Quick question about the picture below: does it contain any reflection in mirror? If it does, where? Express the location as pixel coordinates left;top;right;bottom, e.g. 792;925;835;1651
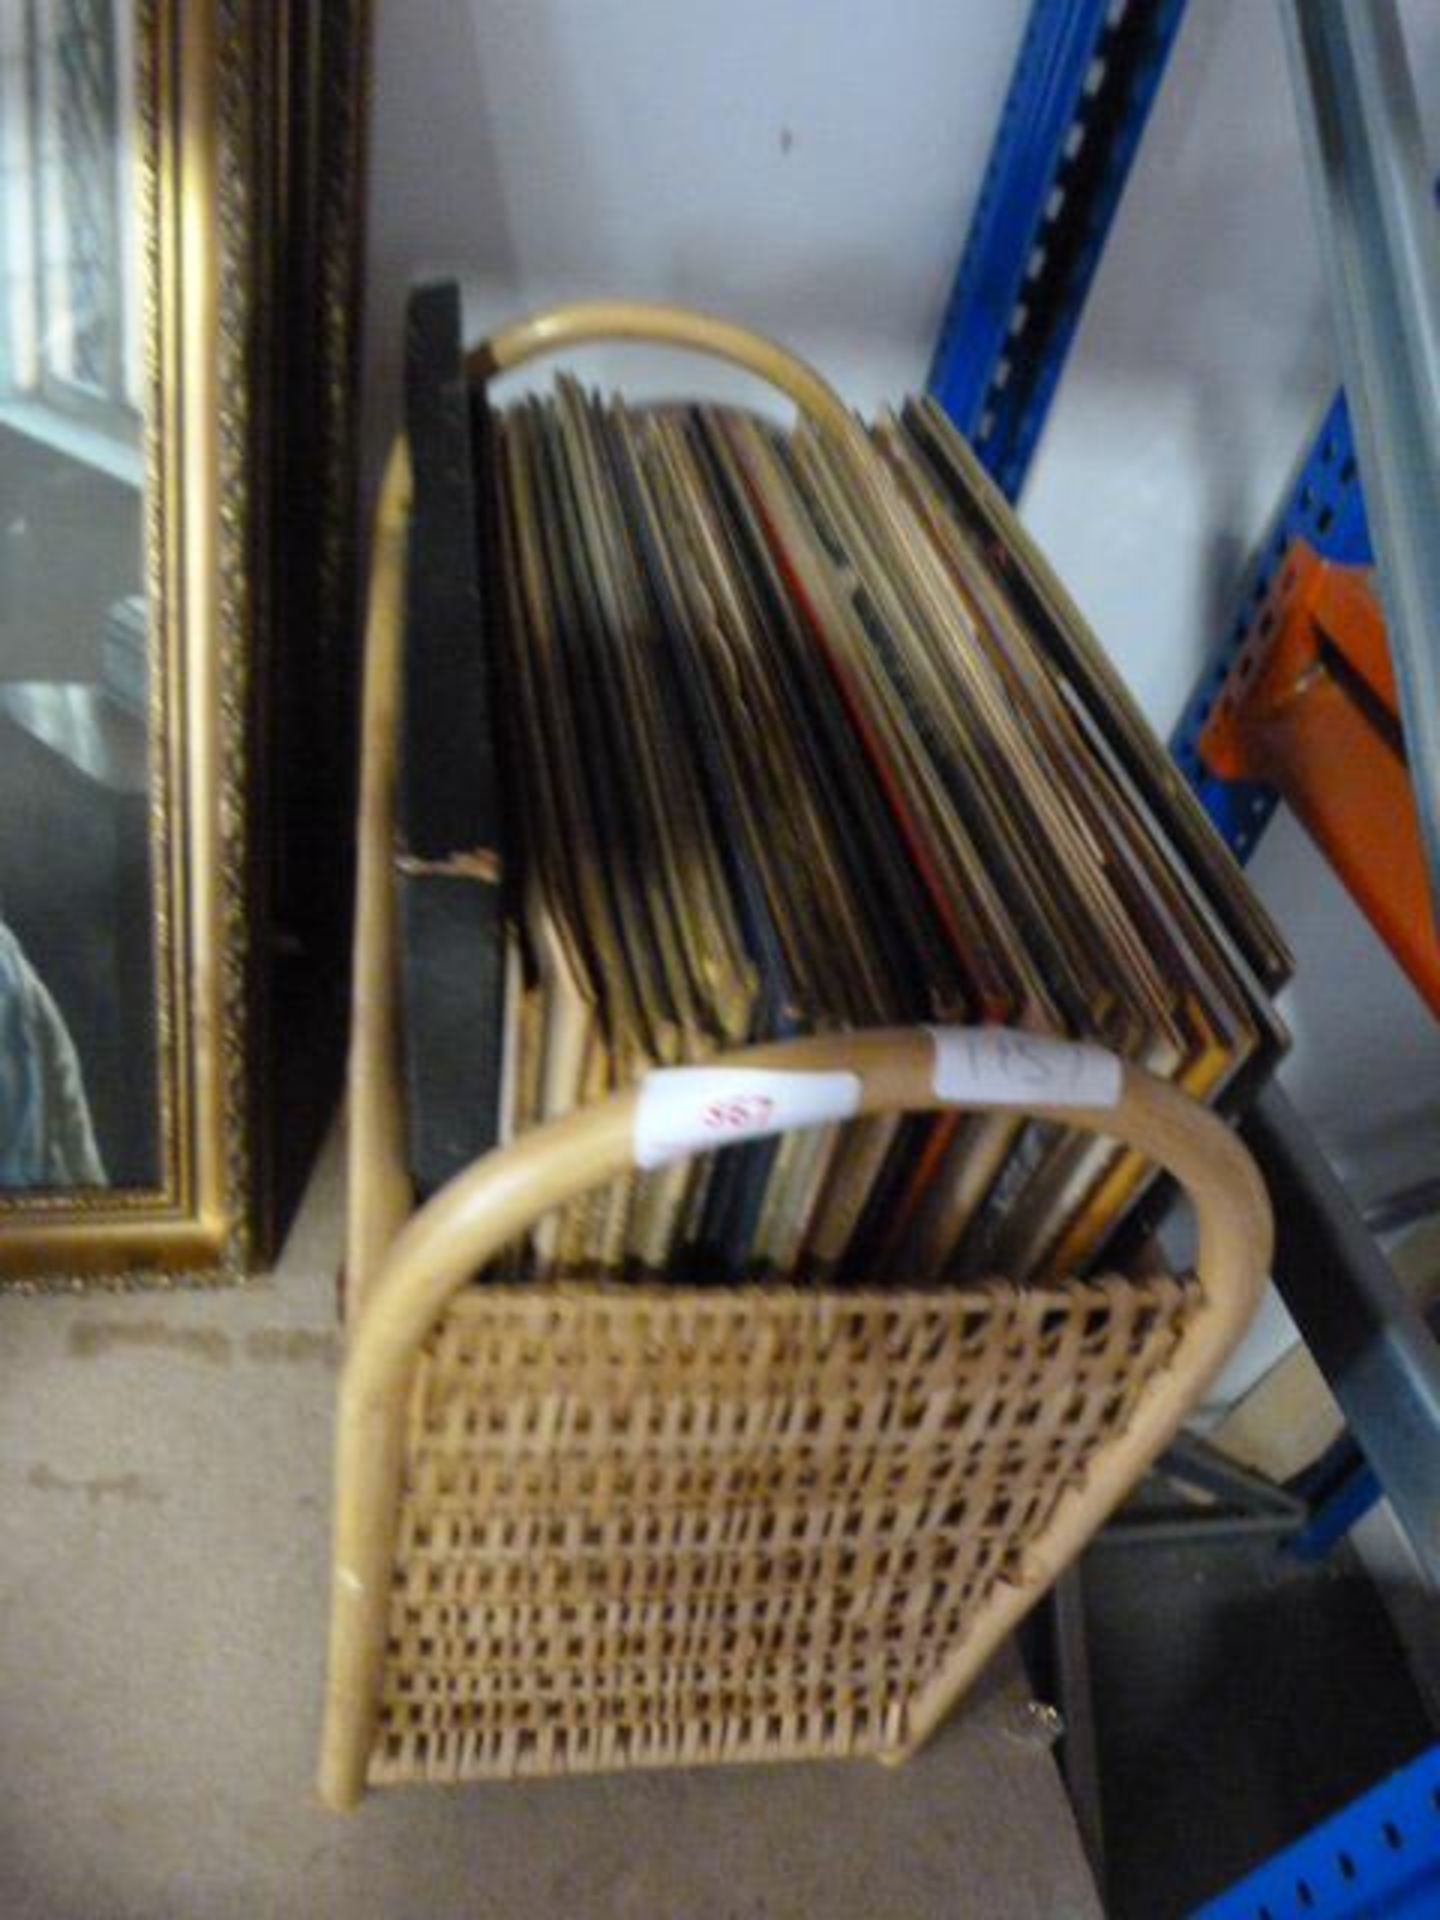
0;0;156;1191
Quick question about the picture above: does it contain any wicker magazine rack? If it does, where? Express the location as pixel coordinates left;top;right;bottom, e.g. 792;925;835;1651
319;305;1273;1809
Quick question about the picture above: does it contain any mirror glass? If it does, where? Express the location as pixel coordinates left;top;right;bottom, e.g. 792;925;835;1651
0;0;156;1191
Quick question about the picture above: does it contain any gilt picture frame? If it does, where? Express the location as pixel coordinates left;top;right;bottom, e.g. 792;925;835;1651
0;0;369;1284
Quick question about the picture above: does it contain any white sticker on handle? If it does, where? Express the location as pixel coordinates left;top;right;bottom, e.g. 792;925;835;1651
634;1067;862;1171
930;1027;1121;1109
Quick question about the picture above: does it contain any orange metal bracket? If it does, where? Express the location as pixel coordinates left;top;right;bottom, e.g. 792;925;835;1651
1199;542;1440;1016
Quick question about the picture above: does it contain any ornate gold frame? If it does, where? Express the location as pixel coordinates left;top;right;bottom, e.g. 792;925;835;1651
0;0;369;1286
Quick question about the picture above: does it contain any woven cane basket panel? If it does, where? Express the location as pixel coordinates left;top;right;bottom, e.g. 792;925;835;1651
370;1277;1197;1784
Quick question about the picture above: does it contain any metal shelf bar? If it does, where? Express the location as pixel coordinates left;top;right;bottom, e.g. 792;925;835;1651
1182;2;1440;882
1172;5;1440;1577
927;0;1188;501
1242;1084;1440;1588
1280;0;1440;922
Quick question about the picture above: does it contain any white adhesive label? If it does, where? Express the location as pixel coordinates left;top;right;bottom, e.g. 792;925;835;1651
634;1067;862;1170
930;1027;1121;1109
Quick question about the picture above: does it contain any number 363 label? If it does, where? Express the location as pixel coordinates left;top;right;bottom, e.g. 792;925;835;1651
634;1068;862;1170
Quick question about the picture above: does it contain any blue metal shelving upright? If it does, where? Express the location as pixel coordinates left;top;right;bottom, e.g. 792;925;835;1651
928;0;1188;503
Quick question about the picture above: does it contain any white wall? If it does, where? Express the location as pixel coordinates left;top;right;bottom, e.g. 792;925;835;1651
365;0;1440;1205
364;0;1027;435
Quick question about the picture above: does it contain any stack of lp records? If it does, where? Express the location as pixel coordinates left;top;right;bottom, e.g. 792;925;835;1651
395;286;1289;1287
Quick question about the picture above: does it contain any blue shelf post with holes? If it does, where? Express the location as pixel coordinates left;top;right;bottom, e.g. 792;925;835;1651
927;0;1190;503
1194;1743;1440;1919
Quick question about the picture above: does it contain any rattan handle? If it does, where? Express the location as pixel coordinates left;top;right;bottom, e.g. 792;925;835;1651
355;1031;1269;1359
465;298;856;442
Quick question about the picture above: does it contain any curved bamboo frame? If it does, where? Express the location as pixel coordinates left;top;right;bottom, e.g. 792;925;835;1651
468;298;857;443
343;435;414;1310
323;304;1274;1811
